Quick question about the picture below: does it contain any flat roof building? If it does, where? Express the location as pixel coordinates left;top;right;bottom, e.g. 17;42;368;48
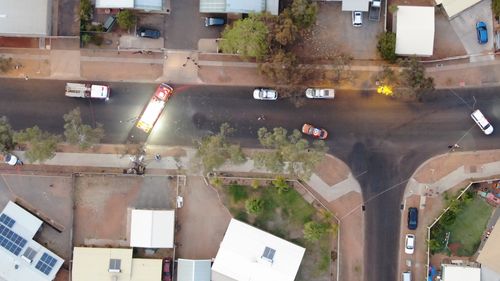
130;209;175;248
395;6;435;57
0;0;51;36
441;264;481;281
71;247;162;281
96;0;163;11
200;0;280;15
0;201;64;281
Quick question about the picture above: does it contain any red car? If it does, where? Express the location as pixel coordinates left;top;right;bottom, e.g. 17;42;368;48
162;257;172;281
302;123;328;140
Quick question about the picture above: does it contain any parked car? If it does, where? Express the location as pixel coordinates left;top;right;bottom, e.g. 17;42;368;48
405;234;415;254
302;123;328;139
305;88;335;99
476;21;488;44
205;17;225;26
352;11;363;27
407;207;418;230
471;109;493;135
162;258;172;281
137;27;161;39
253;88;278;100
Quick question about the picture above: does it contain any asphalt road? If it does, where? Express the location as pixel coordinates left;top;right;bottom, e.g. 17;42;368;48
1;78;500;281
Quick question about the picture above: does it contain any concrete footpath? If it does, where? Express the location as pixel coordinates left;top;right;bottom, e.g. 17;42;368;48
1;48;500;90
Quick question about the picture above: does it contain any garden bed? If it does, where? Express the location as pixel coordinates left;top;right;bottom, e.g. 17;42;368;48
212;177;336;281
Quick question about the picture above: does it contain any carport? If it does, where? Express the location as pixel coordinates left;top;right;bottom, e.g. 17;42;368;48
436;0;482;19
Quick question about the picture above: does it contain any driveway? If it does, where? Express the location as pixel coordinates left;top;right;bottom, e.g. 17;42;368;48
295;2;384;60
449;0;494;62
175;176;231;259
164;0;224;50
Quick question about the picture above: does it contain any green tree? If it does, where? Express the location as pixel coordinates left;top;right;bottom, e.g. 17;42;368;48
398;57;435;100
245;198;264;214
253;127;327;179
63;108;104;150
272;176;290;194
220;14;269;59
303;221;330;242
195;123;246;172
290;0;318;29
79;0;92;22
274;12;299;46
14;126;60;163
117;10;136;30
81;34;92;45
377;32;397;63
493;0;500;17
0;117;15;153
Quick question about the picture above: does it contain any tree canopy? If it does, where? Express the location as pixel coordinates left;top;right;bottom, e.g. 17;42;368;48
63;108;104;150
253;127;327;179
14;126;60;163
377;32;397;63
117;10;136;30
0;116;15;153
195;123;246;172
220;14;270;59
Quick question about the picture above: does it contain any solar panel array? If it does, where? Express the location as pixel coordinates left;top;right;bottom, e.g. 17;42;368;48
0;214;15;228
35;253;57;275
0;224;27;256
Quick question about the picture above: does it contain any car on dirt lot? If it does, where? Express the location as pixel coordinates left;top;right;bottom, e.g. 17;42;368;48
305;88;335;99
476;21;488;44
137;27;161;39
301;123;328;139
253;88;278;100
405;234;415;254
162;257;172;281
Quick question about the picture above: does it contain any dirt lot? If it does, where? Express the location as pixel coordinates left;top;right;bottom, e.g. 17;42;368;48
73;174;177;247
0;172;73;278
175;176;231;259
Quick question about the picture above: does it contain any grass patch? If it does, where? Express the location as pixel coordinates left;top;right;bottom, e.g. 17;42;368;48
227;184;248;203
447;197;493;256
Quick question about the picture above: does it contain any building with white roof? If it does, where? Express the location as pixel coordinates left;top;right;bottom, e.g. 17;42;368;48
96;0;163;11
177;259;212;281
71;247;162;281
0;0;51;36
212;219;305;281
441;264;481;281
435;0;482;18
0;201;64;281
395;6;435;57
477;223;500;281
130;209;175;248
200;0;280;15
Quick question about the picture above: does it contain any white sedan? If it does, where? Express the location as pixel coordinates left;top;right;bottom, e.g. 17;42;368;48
305;88;335;99
253;88;278;100
405;234;415;254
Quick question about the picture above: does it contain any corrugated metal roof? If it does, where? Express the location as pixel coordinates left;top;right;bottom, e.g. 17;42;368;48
395;6;435;56
177;259;212;281
0;0;50;36
130;209;175;248
135;0;163;11
200;0;227;13
200;0;275;14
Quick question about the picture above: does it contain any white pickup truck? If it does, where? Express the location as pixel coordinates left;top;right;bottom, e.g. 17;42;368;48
65;83;110;100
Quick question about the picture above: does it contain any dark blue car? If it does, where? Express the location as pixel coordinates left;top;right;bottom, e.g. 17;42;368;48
408;207;418;230
476;21;488;44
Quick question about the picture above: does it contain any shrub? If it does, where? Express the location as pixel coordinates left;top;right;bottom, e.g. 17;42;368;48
228;184;248;202
377;32;397;63
245;198;264;214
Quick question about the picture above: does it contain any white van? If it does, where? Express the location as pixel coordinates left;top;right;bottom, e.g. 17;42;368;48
402;271;411;281
471;109;493;135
